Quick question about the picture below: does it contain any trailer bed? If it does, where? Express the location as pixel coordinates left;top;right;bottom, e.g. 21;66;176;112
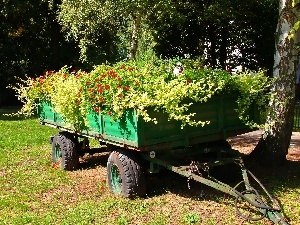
38;94;259;151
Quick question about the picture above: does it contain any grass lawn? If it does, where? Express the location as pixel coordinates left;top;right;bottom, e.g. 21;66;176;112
0;109;300;225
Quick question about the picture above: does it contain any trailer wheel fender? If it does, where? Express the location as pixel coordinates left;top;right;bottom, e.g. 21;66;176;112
51;132;79;171
107;149;146;199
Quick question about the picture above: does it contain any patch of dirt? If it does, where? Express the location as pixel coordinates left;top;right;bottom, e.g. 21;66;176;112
40;153;109;204
227;130;300;161
227;130;263;155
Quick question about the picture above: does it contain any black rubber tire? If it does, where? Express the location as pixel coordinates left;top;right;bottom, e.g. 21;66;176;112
51;132;79;171
107;149;146;199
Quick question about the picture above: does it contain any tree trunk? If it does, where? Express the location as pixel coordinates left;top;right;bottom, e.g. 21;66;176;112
249;0;299;165
48;0;62;70
129;12;142;59
208;24;217;67
219;22;229;70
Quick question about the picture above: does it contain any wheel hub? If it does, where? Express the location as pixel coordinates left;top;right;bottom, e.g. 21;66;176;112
111;165;122;194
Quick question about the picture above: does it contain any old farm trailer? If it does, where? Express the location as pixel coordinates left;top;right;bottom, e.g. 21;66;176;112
38;94;289;224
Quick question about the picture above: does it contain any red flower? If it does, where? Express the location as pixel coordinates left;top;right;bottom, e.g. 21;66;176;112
94;107;100;113
119;94;123;98
120;65;125;69
118;77;122;82
135;81;140;86
98;88;103;93
100;185;105;191
105;84;110;90
107;111;112;116
186;78;191;85
52;163;58;170
124;86;130;91
99;97;103;102
77;100;81;105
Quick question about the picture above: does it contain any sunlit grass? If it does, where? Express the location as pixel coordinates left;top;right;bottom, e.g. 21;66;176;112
0;109;300;224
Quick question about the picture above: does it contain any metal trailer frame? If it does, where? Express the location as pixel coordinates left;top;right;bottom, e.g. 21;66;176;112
39;94;290;224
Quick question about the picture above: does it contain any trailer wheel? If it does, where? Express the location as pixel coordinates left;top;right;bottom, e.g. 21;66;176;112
107;149;146;198
52;132;79;171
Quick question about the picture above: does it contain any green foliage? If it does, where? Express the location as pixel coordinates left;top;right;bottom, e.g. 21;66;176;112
9;58;271;131
58;0;189;61
58;0;122;62
183;212;201;224
151;0;278;72
232;70;271;127
1;0;279;107
0;0;81;105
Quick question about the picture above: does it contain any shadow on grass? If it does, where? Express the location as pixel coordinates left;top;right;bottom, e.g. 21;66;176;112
143;160;300;223
242;160;300;223
0;107;26;121
157;160;299;196
144;166;245;199
78;152;109;170
243;159;300;192
0;114;27;121
70;149;300;224
75;151;300;200
0;108;37;121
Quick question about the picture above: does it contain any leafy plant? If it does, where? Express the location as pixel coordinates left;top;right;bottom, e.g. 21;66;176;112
183;212;201;224
8;58;271;131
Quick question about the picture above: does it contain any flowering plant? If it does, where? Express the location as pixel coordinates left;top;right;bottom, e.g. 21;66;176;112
9;58;271;131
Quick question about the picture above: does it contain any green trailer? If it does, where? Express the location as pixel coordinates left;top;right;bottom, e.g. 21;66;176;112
37;94;289;224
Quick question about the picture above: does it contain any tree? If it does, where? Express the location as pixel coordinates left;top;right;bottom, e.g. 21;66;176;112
58;0;185;62
151;0;278;72
250;0;300;164
0;0;82;106
58;0;279;73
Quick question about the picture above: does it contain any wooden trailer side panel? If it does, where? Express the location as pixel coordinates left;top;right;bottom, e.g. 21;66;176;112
37;94;259;151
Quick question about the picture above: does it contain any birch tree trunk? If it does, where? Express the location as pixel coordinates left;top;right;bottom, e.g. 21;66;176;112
250;0;299;165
